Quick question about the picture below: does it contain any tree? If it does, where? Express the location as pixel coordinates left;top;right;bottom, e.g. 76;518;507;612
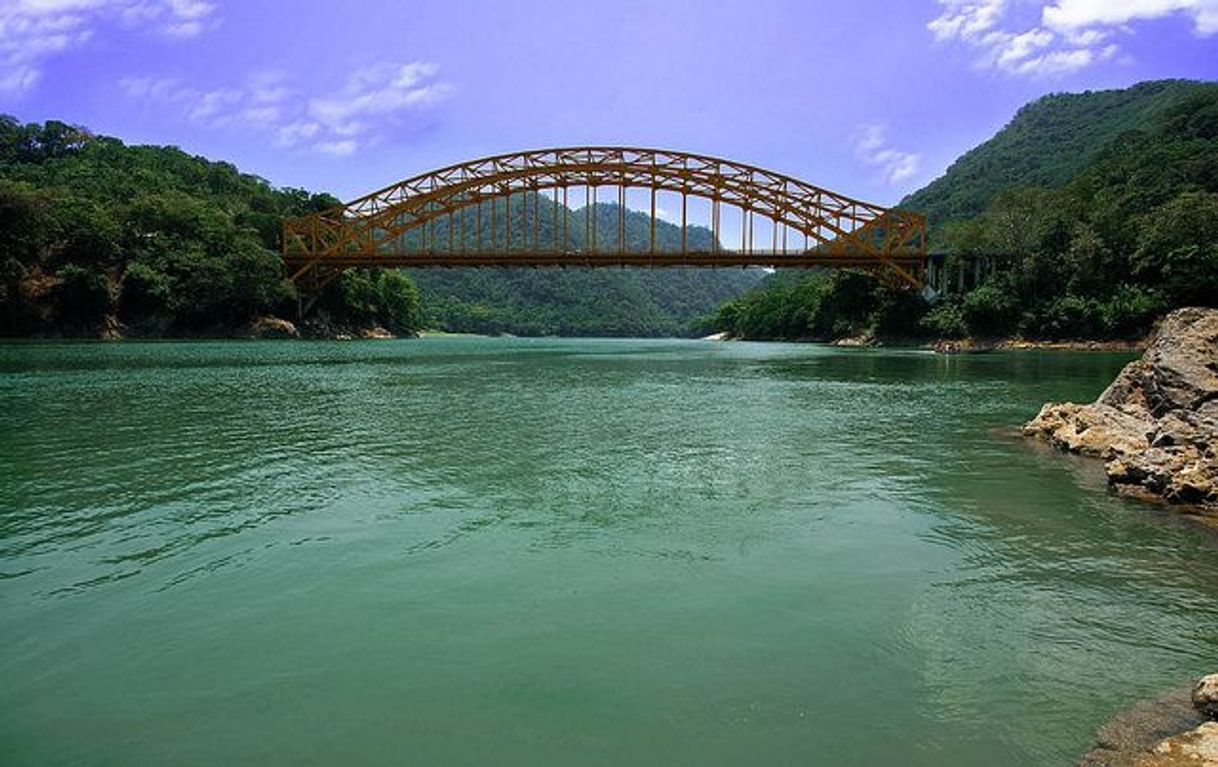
1133;192;1218;307
378;271;421;331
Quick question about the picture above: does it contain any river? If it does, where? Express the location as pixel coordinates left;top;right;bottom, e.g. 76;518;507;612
3;338;1217;765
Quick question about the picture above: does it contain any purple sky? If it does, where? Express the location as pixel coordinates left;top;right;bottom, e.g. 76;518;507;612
2;0;1216;211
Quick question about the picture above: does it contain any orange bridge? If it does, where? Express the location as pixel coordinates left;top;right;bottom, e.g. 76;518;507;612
282;147;927;294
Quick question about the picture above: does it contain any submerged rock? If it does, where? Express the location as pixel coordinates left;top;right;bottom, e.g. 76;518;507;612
1025;307;1218;512
1080;684;1204;766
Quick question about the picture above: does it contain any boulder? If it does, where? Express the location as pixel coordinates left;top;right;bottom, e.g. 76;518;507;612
1194;675;1218;720
245;316;300;339
1024;308;1218;512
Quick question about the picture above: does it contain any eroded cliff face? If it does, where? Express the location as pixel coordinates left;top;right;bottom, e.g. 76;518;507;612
1024;308;1218;511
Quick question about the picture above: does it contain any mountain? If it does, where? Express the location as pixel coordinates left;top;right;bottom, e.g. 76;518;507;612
901;79;1218;236
711;79;1218;342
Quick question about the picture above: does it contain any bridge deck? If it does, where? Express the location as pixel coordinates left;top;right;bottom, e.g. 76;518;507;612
283;250;926;270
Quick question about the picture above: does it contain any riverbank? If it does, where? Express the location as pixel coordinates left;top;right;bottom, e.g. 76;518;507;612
701;331;1147;352
1;314;415;342
1023;307;1218;512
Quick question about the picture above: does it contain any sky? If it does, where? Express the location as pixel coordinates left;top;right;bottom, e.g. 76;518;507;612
2;0;1217;209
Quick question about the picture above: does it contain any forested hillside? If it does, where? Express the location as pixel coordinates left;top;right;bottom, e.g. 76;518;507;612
0;117;760;338
712;80;1218;342
901;79;1217;237
0;116;423;336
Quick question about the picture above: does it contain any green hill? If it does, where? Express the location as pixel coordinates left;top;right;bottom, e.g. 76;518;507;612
901;79;1218;236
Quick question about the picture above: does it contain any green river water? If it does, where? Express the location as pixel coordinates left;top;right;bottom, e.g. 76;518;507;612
3;338;1218;766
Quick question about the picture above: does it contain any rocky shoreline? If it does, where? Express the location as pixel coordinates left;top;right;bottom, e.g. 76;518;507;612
703;332;1146;352
1024;307;1218;512
1080;675;1218;766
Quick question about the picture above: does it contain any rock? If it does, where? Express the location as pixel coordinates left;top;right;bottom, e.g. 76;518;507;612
934;338;995;354
831;334;874;347
1024;401;1151;459
1024;308;1218;513
1194;675;1218;720
1137;721;1218;765
359;325;394;339
1080;684;1205;767
245;316;300;339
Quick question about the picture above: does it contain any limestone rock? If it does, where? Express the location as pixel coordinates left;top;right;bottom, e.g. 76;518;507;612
1024;307;1218;512
359;325;394;339
1136;721;1218;766
1193;675;1218;720
245;316;300;339
1024;401;1151;459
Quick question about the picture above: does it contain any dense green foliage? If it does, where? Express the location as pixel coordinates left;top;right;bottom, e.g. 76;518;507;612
714;80;1218;342
901;79;1217;237
405;200;759;336
0;115;419;335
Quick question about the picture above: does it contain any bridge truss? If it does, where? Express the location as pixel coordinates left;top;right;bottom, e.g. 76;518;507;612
282;147;927;294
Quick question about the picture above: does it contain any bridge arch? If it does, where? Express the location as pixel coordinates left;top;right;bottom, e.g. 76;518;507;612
282;147;926;292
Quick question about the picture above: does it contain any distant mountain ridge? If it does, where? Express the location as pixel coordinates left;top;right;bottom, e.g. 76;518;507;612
901;79;1218;236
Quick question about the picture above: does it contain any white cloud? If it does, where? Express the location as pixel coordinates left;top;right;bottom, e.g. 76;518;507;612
854;124;922;186
928;0;1218;77
120;61;451;156
1042;0;1218;34
0;0;218;96
316;139;358;156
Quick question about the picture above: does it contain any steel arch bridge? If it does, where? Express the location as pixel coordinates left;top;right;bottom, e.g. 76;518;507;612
282;147;927;296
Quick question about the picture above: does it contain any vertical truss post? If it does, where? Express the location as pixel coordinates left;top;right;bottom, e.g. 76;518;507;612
680;189;687;254
507;190;513;253
591;184;597;254
617;183;625;255
649;186;657;254
712;198;720;253
584;183;591;253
